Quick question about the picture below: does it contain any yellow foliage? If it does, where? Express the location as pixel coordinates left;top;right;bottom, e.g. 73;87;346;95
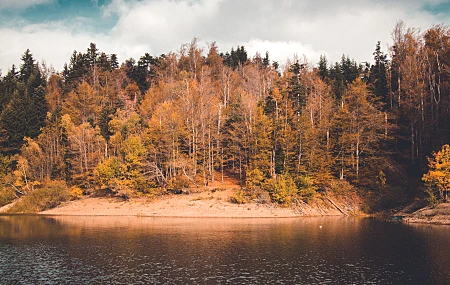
69;186;83;200
423;144;450;202
94;157;124;188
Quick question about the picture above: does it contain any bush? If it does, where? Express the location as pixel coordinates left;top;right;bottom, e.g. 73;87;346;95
7;180;69;213
229;189;248;204
263;174;297;206
0;174;18;207
296;175;318;203
167;176;190;192
425;188;439;208
245;168;265;188
69;186;83;200
0;185;16;207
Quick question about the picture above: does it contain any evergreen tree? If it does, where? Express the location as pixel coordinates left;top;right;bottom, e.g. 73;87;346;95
369;42;389;106
0;66;18;113
318;55;329;81
0;50;47;154
86;42;99;68
288;61;306;112
109;54;119;70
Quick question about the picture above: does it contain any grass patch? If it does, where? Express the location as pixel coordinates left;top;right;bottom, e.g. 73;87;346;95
7;181;69;214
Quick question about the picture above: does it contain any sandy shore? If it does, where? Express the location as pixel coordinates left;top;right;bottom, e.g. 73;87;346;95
39;188;345;218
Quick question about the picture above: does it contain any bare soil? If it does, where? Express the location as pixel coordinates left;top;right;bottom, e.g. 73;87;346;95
39;177;358;217
402;203;450;225
0;176;362;218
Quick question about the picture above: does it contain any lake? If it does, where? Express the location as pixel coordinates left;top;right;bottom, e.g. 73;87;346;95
0;216;449;284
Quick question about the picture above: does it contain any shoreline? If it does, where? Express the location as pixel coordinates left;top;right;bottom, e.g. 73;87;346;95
37;197;346;218
36;188;352;218
396;202;450;225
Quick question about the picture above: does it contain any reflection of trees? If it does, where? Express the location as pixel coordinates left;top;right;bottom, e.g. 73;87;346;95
0;217;448;284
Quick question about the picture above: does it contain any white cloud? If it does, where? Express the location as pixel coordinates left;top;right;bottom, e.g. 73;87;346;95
0;0;54;10
109;0;224;54
1;0;450;73
243;38;325;67
103;0;449;65
0;24;111;73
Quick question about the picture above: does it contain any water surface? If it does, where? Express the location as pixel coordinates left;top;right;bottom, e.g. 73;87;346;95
0;216;449;284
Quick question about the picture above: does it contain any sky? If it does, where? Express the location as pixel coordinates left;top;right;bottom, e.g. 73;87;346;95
0;0;449;74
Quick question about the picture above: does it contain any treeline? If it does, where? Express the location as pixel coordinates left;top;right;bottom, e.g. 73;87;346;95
0;22;449;210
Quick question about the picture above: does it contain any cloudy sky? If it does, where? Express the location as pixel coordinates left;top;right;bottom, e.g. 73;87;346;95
0;0;449;74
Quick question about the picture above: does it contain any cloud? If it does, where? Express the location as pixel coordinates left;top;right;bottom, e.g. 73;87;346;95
108;0;224;53
243;38;325;66
0;23;113;73
1;0;450;73
102;0;449;65
0;0;55;10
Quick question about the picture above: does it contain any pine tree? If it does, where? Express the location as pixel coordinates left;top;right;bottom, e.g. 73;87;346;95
369;42;389;107
0;50;47;154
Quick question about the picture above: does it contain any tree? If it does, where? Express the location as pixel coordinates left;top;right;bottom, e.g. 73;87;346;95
368;42;389;107
62;81;99;125
0;50;47;154
390;21;427;166
332;79;387;180
60;114;105;181
423;144;450;203
318;55;329;81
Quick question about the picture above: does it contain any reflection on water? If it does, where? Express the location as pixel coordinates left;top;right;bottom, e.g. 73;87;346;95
0;216;449;284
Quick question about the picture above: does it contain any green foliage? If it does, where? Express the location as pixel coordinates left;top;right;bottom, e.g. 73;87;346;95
378;170;387;187
0;50;47;154
7;180;69;213
0;155;11;178
222;46;248;69
1;31;449;212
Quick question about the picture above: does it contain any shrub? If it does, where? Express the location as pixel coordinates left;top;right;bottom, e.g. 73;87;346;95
229;189;248;204
245;168;265;188
7;180;69;213
425;188;439;208
296;175;318;203
69;186;83;200
263;174;297;206
0;185;16;207
167;176;190;192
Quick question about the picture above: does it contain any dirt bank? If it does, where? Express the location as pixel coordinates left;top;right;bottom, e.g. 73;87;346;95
402;203;450;225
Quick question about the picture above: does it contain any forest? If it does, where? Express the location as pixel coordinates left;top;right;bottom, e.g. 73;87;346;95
1;21;449;212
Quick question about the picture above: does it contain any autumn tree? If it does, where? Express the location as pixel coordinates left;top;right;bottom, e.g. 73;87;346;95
62;81;99;125
423;144;450;203
61;114;105;185
332;79;388;180
390;21;428;166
